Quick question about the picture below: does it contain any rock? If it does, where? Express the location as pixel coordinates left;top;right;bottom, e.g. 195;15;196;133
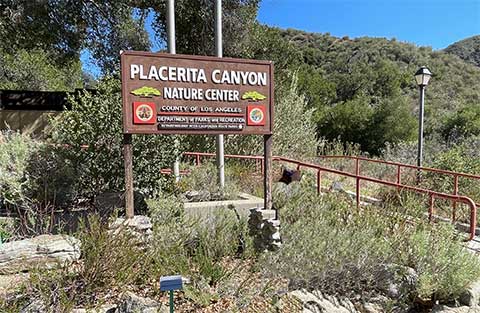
0;235;80;274
183;190;211;202
358;302;384;313
375;264;417;299
109;215;153;244
248;208;281;252
355;296;395;313
110;215;153;232
94;191;147;216
459;280;480;307
117;291;167;313
0;273;29;296
71;304;117;313
289;289;359;313
431;305;475;313
20;299;47;313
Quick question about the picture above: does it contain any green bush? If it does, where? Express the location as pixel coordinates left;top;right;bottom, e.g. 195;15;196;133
199;73;319;158
0;131;38;208
0;131;77;237
24;144;79;208
263;183;480;305
399;222;480;301
147;195;253;286
0;214;149;311
49;77;179;198
424;136;480;220
175;162;241;201
0;48;82;91
442;105;480;141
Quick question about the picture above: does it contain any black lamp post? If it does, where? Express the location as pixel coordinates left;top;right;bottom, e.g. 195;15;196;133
414;66;432;179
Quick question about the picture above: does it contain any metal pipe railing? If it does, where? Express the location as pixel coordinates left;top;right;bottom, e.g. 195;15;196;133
318;155;480;207
181;152;478;241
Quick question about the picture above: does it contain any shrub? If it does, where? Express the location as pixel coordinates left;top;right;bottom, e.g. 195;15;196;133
24;144;79;208
0;214;150;311
422;138;480;222
148;195;253;286
0;131;81;237
399;223;480;301
214;73;319;158
263;183;480;306
175;162;241;201
49;77;178;198
0;131;37;208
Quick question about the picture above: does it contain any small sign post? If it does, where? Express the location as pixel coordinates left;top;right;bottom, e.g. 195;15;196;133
160;275;183;313
120;51;274;216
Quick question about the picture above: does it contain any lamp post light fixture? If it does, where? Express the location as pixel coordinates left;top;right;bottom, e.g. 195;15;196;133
414;66;432;181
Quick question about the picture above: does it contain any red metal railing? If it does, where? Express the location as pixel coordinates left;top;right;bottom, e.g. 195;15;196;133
181;152;478;241
183;152;265;173
317;155;480;218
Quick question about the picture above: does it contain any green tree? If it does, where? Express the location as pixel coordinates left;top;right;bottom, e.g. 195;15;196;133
0;0;150;74
150;0;259;57
222;74;318;158
366;97;417;153
0;48;82;91
49;77;178;197
442;105;480;141
318;96;374;150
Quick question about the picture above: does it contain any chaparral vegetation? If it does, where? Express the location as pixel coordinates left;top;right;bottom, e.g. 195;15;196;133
0;1;480;312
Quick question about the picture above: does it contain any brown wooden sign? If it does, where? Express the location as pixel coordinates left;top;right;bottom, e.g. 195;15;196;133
120;51;273;135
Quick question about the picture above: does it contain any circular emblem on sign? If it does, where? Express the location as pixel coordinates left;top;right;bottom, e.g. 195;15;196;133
249;108;264;124
136;104;153;121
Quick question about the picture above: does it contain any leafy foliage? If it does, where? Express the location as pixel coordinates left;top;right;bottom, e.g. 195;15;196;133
264;183;480;304
49;77;178;198
445;35;480;67
183;73;318;158
175;162;241;201
0;0;150;74
442;105;480;141
279;29;480;154
0;131;37;207
0;48;82;91
151;0;259;58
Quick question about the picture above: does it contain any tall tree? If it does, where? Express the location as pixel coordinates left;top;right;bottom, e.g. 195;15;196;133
150;0;259;57
0;0;150;75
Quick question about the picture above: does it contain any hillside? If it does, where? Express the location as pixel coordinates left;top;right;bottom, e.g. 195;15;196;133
445;35;480;67
275;29;480;153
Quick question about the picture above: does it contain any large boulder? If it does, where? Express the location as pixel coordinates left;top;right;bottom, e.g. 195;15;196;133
0;234;80;274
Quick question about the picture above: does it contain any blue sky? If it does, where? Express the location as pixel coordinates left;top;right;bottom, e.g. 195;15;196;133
82;0;479;76
258;0;479;49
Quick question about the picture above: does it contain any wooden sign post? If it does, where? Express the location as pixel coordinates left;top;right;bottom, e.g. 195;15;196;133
120;51;274;217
